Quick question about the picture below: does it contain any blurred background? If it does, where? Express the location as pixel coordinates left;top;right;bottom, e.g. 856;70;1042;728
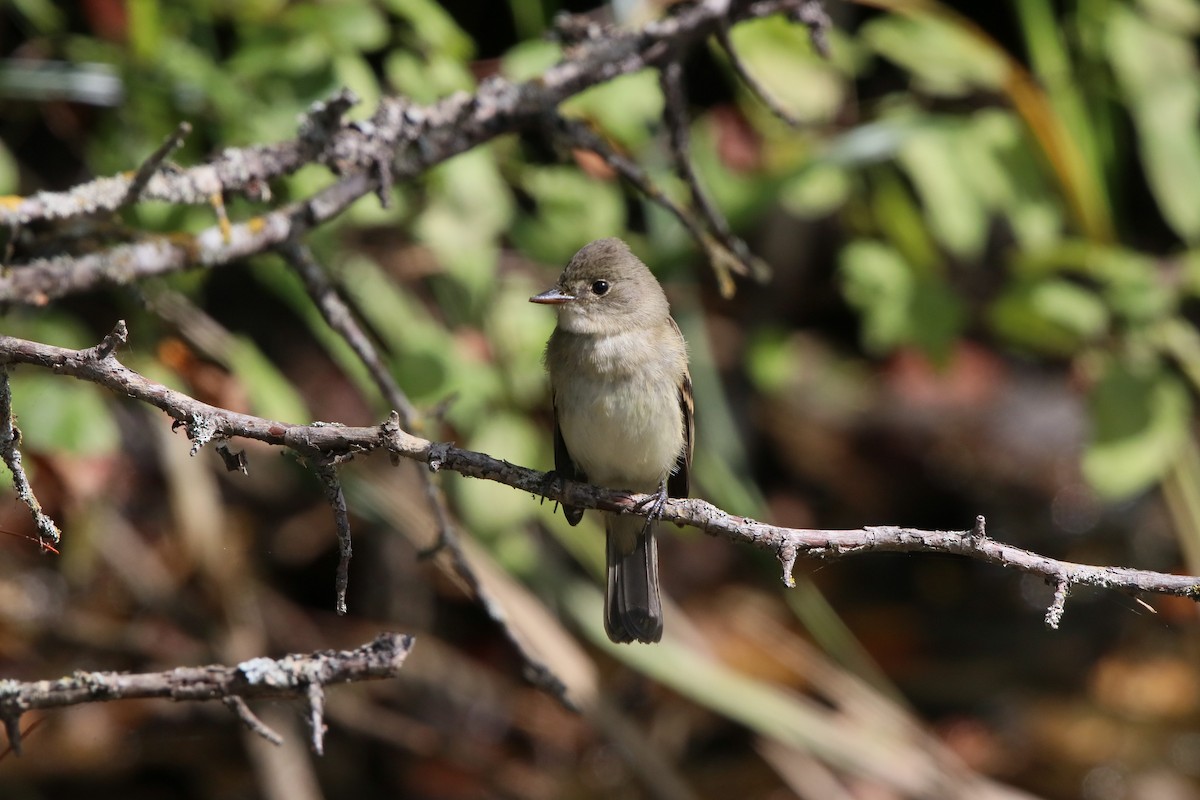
2;0;1200;798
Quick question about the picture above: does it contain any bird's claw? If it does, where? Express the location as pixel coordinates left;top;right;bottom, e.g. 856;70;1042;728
633;480;670;536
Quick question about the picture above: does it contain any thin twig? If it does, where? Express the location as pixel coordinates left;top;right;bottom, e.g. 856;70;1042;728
223;695;284;746
123;121;193;205
0;633;414;755
278;240;419;426
551;114;751;279
305;683;328;756
0;365;62;546
715;21;801;126
659;60;769;295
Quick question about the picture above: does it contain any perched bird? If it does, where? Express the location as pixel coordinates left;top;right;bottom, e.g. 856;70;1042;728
530;238;693;643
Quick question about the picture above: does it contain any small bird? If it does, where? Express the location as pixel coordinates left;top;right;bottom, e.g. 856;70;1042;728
530;238;693;644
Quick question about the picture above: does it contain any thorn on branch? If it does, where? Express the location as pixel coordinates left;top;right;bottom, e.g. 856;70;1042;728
88;319;129;360
1045;579;1070;629
779;543;798;588
223;695;283;746
305;683;328;756
971;515;987;540
299;88;361;146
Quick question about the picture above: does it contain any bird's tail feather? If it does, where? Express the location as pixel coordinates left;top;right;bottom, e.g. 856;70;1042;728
604;513;663;644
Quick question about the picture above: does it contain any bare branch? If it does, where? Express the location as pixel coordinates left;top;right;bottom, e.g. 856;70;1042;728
2;328;1196;631
0;365;61;546
223;695;284;747
659;60;769;295
0;633;414;755
0;0;813;306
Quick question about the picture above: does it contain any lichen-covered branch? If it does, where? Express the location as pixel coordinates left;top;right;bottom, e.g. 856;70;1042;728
0;633;414;755
0;0;814;307
2;327;1196;631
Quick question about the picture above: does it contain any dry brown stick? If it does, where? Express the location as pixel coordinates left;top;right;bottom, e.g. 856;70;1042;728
0;633;414;755
2;326;1197;631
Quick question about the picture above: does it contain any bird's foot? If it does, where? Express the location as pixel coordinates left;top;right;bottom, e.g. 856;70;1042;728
632;480;670;536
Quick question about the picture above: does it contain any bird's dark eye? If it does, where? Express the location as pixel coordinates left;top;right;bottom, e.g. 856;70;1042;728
591;280;609;296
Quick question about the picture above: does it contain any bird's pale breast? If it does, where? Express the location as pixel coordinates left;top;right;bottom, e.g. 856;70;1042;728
551;328;686;492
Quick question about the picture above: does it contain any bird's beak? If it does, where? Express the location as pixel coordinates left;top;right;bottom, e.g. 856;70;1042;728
529;287;575;305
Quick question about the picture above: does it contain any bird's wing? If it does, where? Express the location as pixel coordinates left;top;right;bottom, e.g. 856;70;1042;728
552;393;587;526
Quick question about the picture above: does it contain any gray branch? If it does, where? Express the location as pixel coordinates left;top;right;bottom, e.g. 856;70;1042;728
2;326;1196;632
0;633;414;755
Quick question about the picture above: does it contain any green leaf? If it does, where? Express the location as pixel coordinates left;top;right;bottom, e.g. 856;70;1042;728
453;413;543;543
414;148;513;309
839;240;913;354
501;40;562;83
385;50;475;102
897;122;988;259
779;162;850;218
722;16;844;124
561;70;664;150
1083;361;1191;498
225;336;312;425
1137;0;1200;31
8;373;120;456
1107;7;1200;243
839;240;965;360
989;279;1109;355
0;141;18;194
10;0;65;32
908;277;967;363
510;166;625;264
382;0;474;59
334;54;382;120
862;14;1007;97
284;2;390;53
